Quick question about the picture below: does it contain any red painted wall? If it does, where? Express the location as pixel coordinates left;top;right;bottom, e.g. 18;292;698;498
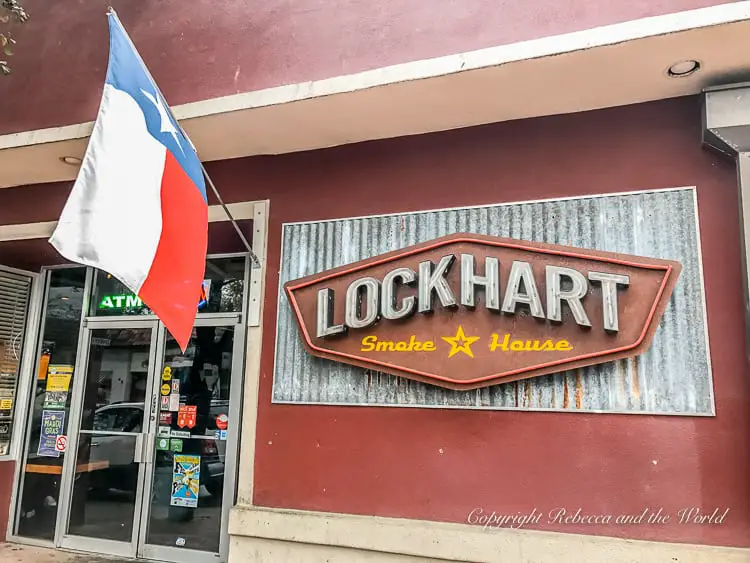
0;461;14;540
238;97;745;547
0;96;748;547
0;223;253;272
0;0;736;135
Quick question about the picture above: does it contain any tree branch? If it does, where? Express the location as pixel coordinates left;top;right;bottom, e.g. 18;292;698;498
1;0;28;75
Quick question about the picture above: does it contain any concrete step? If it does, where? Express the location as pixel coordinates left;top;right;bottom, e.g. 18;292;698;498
0;543;156;563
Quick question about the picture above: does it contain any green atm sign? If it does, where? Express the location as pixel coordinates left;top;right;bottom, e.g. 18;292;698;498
98;281;211;312
99;294;144;310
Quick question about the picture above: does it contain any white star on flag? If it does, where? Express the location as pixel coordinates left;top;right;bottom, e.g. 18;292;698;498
141;88;183;153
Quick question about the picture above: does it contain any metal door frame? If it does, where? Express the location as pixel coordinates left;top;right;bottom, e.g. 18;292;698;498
137;315;245;563
56;318;160;559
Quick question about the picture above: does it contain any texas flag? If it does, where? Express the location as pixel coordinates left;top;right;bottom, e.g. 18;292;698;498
50;11;207;351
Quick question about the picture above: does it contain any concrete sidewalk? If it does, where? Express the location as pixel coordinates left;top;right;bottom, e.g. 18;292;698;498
0;543;141;563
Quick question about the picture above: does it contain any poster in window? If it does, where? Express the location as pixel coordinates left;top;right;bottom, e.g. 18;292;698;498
38;410;65;458
0;422;11;455
43;391;67;410
171;454;200;508
0;395;12;414
46;365;73;392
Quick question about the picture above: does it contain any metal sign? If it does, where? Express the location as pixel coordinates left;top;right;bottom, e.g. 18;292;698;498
284;233;681;390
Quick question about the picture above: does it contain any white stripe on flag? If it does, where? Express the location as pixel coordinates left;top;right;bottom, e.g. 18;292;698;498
50;84;166;292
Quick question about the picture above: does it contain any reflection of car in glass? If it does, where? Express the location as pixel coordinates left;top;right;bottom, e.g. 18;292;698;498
202;400;229;496
88;403;142;493
88;402;225;498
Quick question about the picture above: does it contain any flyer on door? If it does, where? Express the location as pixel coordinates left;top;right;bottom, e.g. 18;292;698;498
38;410;65;458
46;365;73;393
170;454;200;508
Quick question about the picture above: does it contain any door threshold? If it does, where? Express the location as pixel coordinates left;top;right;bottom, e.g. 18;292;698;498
0;542;168;563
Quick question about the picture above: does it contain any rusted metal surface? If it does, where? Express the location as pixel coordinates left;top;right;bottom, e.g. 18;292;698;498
272;188;714;414
284;233;681;390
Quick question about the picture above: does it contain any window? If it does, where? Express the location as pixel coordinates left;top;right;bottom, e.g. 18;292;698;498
91;256;247;317
15;267;86;540
0;267;32;456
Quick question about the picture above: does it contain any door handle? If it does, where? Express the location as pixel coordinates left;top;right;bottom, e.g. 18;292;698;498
134;433;144;463
144;433;155;464
133;432;155;464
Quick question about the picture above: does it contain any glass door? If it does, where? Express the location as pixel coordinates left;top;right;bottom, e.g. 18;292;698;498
15;254;249;560
139;317;243;563
54;317;243;563
59;320;158;558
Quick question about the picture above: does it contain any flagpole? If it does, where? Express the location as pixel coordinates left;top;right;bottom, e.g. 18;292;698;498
107;7;260;268
200;163;260;268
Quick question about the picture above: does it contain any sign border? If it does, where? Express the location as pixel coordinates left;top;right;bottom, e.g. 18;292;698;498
284;232;682;390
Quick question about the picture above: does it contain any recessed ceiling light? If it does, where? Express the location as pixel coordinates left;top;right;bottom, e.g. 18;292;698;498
59;156;82;166
667;60;701;78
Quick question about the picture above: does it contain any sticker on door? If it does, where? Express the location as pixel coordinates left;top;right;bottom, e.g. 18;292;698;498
171;454;200;508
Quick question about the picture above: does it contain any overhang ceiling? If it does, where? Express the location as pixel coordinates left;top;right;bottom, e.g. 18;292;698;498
1;4;750;189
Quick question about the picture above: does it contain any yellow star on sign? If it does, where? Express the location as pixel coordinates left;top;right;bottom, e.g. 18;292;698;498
441;325;480;358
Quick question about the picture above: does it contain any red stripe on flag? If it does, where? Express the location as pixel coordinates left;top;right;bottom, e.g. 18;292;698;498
140;150;208;351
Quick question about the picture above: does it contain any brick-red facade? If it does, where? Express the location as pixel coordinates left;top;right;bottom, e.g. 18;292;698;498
2;96;748;547
0;0;737;135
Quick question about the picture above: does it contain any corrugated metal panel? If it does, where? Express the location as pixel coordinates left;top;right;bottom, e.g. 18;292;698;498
272;188;714;415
